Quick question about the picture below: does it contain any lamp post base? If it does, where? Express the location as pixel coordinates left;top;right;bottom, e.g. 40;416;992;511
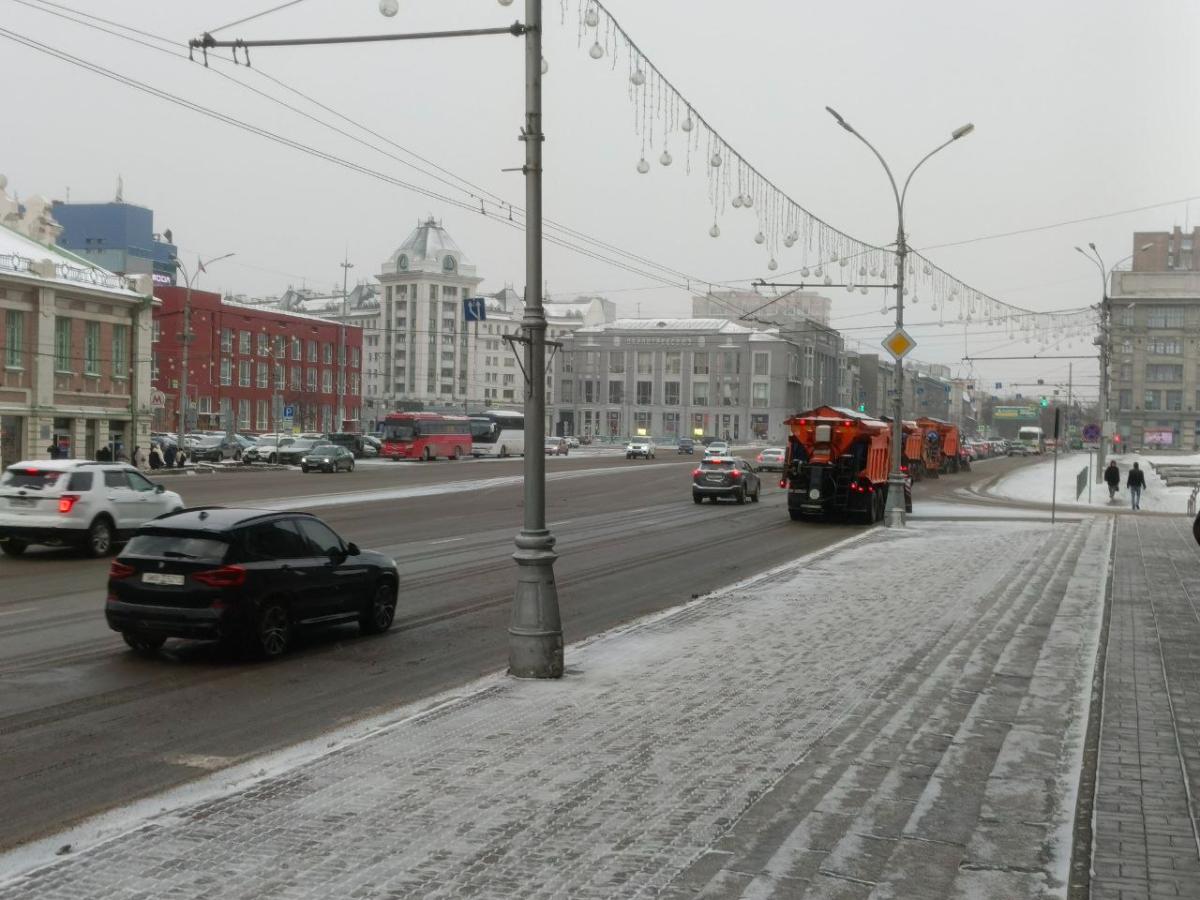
883;473;907;528
508;529;563;679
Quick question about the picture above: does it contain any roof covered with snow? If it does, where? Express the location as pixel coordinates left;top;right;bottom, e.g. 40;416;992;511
0;221;142;297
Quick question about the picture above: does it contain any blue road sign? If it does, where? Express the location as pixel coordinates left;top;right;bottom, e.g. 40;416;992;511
1083;423;1101;442
464;297;487;322
283;405;295;419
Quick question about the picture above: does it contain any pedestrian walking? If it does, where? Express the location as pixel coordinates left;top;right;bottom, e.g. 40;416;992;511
1126;461;1146;511
164;443;177;468
1103;460;1121;501
132;445;147;470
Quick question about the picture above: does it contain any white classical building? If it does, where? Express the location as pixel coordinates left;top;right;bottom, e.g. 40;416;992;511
235;219;615;429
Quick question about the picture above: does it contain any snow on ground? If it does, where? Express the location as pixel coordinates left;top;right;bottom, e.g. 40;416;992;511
990;453;1193;514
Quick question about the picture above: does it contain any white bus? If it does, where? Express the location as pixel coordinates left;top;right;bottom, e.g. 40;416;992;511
470;410;525;458
1017;425;1046;455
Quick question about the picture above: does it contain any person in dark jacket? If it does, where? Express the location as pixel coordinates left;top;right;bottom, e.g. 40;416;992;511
1103;461;1121;500
164;443;177;468
1126;461;1146;510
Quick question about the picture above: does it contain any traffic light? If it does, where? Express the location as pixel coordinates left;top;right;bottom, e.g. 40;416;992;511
857;403;866;412
1039;396;1049;408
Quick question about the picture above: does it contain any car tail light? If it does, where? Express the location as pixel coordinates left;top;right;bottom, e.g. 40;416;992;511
730;469;741;479
58;494;80;514
779;479;787;489
192;565;247;588
692;468;703;477
108;561;135;579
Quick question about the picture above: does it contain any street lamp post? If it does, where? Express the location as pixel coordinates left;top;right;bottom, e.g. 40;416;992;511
826;108;974;527
172;253;234;441
1076;242;1153;478
338;256;354;431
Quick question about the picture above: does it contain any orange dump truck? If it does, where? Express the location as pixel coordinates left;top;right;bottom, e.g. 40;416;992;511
916;417;964;475
782;406;910;524
902;420;925;481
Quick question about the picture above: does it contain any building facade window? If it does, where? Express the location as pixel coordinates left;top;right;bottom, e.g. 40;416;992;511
239;331;251;355
1118;389;1132;411
290;365;301;390
4;310;24;368
239;360;251;387
1148;339;1182;355
54;317;71;371
306;368;317;392
323;369;333;392
664;351;681;376
257;363;269;388
752;382;769;408
1144;390;1161;411
220;357;232;386
84;322;101;375
1166;390;1183;411
112;325;128;378
1146;306;1185;328
636;352;653;375
753;352;769;376
238;399;250;429
307;340;318;363
290;336;301;360
274;364;285;389
608;381;624;404
636;381;652;405
1146;364;1183;383
609;352;625;374
256;400;269;429
693;382;709;406
323;343;333;364
257;333;269;356
152;318;161;343
664;382;680;405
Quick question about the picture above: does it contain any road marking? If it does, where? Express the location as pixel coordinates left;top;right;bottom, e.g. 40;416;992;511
0;607;34;617
429;537;464;545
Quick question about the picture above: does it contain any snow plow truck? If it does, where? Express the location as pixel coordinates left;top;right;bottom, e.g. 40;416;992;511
915;417;964;475
782;406;912;524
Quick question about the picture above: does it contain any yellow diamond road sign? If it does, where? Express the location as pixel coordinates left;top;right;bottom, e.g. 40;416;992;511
883;327;916;360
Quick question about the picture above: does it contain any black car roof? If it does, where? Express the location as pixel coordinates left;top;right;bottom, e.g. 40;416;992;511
142;507;318;533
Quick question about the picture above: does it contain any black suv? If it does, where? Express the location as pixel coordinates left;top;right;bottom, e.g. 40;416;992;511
105;508;399;658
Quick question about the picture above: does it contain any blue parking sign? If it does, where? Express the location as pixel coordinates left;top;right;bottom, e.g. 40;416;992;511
283;405;295;419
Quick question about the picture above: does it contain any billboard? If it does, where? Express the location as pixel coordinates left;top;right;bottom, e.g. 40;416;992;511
1144;429;1175;447
993;406;1039;421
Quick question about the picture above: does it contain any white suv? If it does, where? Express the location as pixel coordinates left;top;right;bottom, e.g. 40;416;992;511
625;439;656;460
0;460;184;557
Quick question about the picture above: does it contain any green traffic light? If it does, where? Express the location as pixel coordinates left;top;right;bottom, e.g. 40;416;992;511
857;404;866;412
1039;396;1048;408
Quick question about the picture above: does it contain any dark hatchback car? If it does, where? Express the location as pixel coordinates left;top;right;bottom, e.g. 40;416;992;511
692;457;761;504
300;445;355;473
105;508;399;658
276;439;325;467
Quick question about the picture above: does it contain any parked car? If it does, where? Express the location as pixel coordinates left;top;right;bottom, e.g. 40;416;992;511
692;457;761;504
300;445;356;473
325;432;367;458
104;508;399;657
677;437;695;455
243;436;295;465
626;439;656;460
362;435;381;458
277;439;328;467
564;436;581;449
0;460;183;557
544;437;569;456
188;435;245;463
755;448;786;472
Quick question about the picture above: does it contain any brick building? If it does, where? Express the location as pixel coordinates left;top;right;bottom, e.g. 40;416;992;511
152;286;363;435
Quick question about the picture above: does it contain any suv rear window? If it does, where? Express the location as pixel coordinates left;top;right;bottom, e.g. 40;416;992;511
124;532;230;562
2;468;64;490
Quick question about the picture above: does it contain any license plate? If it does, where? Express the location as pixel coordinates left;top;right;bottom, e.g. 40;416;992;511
8;497;35;508
706;474;725;483
142;572;185;585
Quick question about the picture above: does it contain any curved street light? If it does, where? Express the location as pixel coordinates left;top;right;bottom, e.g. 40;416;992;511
171;252;235;440
826;107;974;526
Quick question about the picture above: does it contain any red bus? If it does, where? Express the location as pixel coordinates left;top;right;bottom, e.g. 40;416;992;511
381;413;473;461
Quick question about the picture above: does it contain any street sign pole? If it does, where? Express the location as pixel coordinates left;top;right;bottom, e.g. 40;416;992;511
1051;407;1061;524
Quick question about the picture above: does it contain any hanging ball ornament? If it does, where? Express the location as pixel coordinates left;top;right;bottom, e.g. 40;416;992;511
830;251;839;263
659;149;672;167
631;68;646;86
743;194;753;209
783;235;795;248
754;232;765;245
731;195;743;209
541;57;549;75
912;294;919;305
589;41;604;59
800;267;810;277
870;267;878;278
839;256;849;267
710;153;722;168
767;258;778;271
681;115;694;132
923;263;932;276
814;265;823;277
379;0;399;15
858;265;867;277
860;286;868;295
823;275;833;286
584;6;599;27
636;157;650;174
709;223;721;238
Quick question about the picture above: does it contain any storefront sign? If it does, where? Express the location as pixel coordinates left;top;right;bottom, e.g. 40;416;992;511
1144;429;1174;446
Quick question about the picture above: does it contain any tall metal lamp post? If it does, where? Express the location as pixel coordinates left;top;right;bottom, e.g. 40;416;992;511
191;0;562;678
825;108;974;527
172;252;235;439
1075;241;1153;478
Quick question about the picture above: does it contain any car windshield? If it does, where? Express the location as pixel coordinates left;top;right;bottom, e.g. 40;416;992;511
307;445;336;456
2;468;64;490
124;532;230;562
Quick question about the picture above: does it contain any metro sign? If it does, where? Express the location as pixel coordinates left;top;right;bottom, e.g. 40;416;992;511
882;327;916;360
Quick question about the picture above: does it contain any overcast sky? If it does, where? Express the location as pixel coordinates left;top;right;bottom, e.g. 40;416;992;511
4;0;1199;399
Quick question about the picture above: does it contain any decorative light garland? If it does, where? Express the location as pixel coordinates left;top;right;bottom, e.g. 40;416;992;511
563;0;1095;351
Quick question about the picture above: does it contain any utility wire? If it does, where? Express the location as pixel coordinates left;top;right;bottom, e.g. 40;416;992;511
206;0;312;36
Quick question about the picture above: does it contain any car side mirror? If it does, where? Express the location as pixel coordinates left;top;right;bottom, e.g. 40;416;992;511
155;483;165;493
346;542;360;556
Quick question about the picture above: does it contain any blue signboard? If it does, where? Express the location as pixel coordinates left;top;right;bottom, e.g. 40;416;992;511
464;297;487;322
283;405;295;419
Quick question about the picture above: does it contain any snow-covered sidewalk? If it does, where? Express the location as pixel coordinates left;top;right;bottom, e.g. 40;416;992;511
0;519;1111;899
989;453;1193;514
